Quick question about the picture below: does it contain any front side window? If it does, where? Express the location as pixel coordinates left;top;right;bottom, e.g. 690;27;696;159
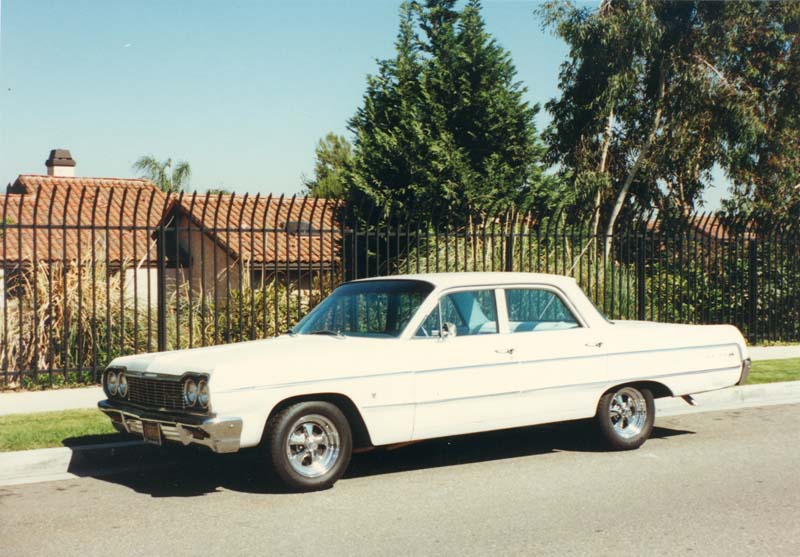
505;288;579;333
416;289;498;337
293;280;434;338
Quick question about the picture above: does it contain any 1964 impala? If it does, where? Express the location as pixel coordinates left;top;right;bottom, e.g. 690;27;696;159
99;272;750;491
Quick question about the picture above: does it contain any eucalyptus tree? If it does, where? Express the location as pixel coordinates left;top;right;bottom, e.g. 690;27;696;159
540;0;800;245
540;0;726;252
132;156;191;193
712;1;800;224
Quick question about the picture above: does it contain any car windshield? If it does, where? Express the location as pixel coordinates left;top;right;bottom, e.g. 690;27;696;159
292;279;434;338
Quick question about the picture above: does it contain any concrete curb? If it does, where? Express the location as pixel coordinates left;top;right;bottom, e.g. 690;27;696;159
2;380;799;488
655;380;800;416
0;441;173;487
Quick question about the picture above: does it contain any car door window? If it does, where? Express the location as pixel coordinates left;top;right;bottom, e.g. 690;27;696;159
505;288;580;333
416;289;498;337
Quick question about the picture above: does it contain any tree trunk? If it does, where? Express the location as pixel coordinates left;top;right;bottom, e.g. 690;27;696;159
604;67;667;259
592;108;615;238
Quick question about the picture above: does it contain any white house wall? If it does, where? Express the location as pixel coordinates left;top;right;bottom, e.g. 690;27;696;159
123;267;159;308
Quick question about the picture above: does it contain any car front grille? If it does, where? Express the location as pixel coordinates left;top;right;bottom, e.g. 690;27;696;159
127;376;187;411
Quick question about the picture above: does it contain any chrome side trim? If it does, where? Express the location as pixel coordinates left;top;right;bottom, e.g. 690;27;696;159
361;364;742;409
218;342;740;394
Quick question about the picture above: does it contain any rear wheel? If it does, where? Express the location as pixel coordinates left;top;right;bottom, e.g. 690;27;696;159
266;401;352;491
596;386;655;450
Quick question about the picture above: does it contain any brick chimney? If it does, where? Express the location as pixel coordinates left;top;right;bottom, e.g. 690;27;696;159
45;149;76;177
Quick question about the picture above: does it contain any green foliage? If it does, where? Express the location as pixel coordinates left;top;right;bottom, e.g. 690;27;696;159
133;155;192;193
168;280;309;348
348;0;552;223
205;187;233;195
714;2;800;224
539;0;800;232
304;133;353;199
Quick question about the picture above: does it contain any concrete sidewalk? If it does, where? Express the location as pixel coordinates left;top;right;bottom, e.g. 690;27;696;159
0;386;104;416
747;345;800;360
1;344;798;416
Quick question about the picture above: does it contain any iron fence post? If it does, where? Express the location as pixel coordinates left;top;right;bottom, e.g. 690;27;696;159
748;239;758;343
505;227;515;272
637;234;646;320
156;221;167;352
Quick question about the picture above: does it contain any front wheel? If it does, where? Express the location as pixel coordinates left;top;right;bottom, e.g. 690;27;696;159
596;386;655;450
266;401;352;491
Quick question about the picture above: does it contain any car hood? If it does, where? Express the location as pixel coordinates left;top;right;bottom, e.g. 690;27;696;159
108;334;405;391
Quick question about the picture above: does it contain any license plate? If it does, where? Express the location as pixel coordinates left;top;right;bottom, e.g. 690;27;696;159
142;421;162;446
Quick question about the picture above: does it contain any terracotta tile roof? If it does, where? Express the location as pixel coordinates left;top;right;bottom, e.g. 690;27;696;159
1;175;166;265
1;176;340;267
646;214;754;241
9;174;159;195
168;194;341;265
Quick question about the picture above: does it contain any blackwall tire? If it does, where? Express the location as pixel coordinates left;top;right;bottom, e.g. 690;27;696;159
596;385;655;450
266;401;352;492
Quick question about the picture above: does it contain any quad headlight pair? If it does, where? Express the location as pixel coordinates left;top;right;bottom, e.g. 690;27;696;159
184;377;210;409
105;369;128;398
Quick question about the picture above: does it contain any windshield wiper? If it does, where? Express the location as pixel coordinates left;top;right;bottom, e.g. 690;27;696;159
308;329;345;338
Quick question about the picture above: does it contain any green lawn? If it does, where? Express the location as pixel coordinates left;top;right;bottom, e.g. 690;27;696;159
0;409;123;452
747;358;800;385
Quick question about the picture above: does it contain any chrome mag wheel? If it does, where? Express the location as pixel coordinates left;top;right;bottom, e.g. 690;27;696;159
609;387;647;439
285;414;341;478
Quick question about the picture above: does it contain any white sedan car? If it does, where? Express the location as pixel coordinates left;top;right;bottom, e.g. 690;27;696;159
99;272;750;491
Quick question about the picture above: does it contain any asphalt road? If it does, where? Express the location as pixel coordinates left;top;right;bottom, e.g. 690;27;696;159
2;404;799;556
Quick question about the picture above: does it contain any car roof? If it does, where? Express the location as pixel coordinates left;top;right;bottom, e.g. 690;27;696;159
350;272;578;290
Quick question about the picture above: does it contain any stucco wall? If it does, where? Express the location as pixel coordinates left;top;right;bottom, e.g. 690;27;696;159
174;214;241;303
122;267;158;308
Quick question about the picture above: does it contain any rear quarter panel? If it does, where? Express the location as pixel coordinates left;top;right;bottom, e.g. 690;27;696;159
603;322;747;396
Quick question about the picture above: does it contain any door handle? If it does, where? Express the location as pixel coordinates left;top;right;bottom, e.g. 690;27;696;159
585;342;603;348
495;348;515;355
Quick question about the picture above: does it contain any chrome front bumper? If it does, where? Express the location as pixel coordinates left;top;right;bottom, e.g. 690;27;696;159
98;400;243;453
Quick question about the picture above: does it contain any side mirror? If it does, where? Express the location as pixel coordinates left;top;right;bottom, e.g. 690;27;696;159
441;322;458;339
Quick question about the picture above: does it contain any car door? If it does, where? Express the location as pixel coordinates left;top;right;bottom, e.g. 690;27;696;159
502;287;608;425
408;288;518;440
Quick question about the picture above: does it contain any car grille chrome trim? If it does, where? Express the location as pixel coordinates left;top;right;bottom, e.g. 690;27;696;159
127;376;187;411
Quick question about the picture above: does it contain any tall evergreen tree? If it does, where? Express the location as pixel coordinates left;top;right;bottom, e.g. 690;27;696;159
348;0;549;223
349;2;438;220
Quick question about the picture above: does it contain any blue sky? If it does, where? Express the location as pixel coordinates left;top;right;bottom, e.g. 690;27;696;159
0;0;726;208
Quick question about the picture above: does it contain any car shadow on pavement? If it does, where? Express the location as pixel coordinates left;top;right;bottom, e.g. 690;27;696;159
87;420;693;497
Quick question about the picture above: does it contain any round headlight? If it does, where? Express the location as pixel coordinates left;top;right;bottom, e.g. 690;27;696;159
106;370;118;396
118;373;128;398
197;380;210;409
184;378;198;406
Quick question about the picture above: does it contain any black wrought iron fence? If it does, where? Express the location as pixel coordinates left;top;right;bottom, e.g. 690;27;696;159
2;186;799;389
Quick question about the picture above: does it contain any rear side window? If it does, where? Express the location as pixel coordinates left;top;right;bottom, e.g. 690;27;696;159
505;289;579;333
